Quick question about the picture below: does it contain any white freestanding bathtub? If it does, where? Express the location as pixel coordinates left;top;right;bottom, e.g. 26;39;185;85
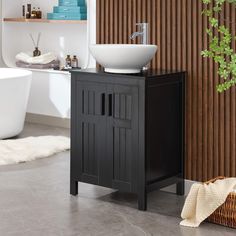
0;68;32;139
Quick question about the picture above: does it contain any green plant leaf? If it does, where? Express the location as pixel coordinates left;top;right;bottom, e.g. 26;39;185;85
202;0;236;92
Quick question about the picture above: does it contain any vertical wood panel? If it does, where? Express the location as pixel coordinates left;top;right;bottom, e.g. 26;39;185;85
212;3;219;178
225;2;230;177
219;5;225;177
156;0;161;69
171;0;177;70
197;0;203;181
161;1;167;69
96;0;236;181
187;0;194;180
114;0;118;44
109;0;113;43
192;0;198;180
166;0;171;69
207;2;214;181
230;4;236;177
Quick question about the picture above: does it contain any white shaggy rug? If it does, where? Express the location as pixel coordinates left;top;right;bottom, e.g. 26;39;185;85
0;136;70;165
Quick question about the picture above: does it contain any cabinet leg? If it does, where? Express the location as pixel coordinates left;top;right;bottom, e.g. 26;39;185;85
70;180;78;196
176;180;185;196
138;192;147;211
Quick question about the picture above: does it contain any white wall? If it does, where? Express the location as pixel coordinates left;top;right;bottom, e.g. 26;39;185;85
2;0;95;68
0;0;96;119
0;0;5;66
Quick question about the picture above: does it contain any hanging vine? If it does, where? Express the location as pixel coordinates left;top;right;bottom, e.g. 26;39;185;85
202;0;236;92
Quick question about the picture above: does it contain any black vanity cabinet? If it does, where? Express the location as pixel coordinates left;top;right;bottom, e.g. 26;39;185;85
70;69;186;211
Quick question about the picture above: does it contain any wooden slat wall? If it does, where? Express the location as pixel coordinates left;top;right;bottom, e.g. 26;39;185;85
96;0;236;181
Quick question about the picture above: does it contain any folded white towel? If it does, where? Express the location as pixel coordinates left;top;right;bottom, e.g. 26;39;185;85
15;52;57;65
180;177;236;227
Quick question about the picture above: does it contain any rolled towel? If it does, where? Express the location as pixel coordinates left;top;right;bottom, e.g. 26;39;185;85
16;52;57;65
16;60;60;69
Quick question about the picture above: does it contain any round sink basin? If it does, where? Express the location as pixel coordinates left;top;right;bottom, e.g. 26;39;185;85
89;44;158;74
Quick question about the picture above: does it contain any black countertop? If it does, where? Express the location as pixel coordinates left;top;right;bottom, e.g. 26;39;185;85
70;68;186;79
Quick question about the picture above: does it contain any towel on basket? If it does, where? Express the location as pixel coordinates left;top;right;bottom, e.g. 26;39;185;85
180;177;236;227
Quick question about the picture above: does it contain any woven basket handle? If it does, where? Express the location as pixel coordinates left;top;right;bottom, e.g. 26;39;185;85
204;176;226;185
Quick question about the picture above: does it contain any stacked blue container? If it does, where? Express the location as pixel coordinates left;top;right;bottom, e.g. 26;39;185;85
47;0;87;20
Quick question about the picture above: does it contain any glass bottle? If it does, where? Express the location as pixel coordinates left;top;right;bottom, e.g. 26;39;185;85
26;4;31;19
31;7;37;19
36;8;42;19
33;47;41;57
22;5;25;18
71;55;78;68
65;55;72;68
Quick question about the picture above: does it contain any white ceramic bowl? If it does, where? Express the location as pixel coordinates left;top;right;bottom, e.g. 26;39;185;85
89;44;158;74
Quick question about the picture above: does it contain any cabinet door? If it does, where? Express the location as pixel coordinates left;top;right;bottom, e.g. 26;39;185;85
107;84;139;193
72;81;107;186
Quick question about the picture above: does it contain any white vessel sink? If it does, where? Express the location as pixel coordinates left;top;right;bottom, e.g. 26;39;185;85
89;44;158;74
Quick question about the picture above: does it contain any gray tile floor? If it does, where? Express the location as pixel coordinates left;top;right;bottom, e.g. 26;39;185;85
0;122;235;236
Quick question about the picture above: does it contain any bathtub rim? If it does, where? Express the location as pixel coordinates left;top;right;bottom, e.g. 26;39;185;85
0;68;32;80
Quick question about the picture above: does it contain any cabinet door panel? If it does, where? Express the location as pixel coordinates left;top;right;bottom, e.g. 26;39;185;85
114;93;133;120
107;85;139;193
73;81;107;186
82;122;97;176
81;84;105;116
113;127;132;182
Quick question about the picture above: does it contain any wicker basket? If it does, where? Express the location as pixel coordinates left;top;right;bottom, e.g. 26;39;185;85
205;176;236;229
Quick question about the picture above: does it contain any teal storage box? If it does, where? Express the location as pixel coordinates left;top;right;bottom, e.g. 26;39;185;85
59;0;77;6
53;6;87;13
47;12;87;20
59;0;86;6
77;0;86;5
